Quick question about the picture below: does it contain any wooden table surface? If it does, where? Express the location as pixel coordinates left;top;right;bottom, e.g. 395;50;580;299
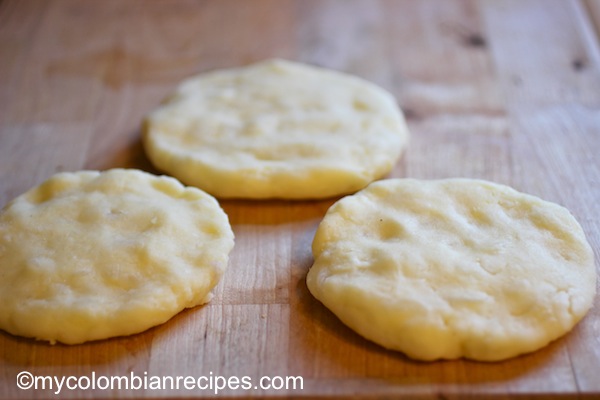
1;0;600;398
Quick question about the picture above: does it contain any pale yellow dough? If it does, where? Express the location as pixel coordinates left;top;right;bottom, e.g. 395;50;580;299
307;178;596;361
0;169;234;344
143;59;409;199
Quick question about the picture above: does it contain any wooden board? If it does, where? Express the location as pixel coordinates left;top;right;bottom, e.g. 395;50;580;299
1;0;600;398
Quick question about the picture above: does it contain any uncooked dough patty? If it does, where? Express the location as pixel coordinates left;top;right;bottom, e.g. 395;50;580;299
307;178;596;361
0;169;234;344
143;59;409;199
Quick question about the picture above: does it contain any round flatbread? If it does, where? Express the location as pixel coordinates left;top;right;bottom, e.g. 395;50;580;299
143;59;409;199
307;178;596;361
0;169;234;344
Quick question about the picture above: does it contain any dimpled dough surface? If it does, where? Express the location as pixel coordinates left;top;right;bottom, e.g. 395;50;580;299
0;169;234;344
307;178;596;361
143;59;409;199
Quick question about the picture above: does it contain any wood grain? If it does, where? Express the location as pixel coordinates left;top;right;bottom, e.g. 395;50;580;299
1;0;599;398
